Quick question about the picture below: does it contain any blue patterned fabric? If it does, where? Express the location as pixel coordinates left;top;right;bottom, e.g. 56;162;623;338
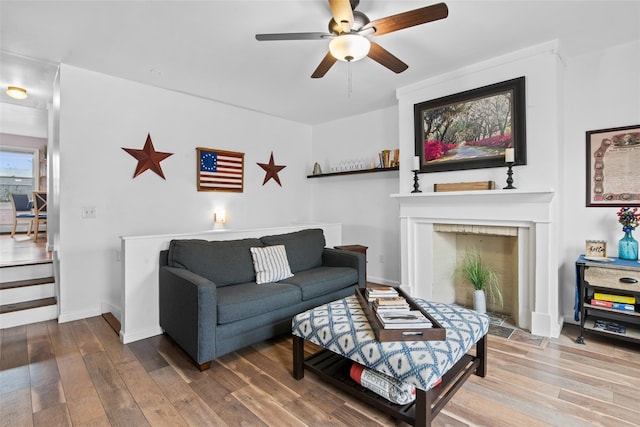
292;296;489;391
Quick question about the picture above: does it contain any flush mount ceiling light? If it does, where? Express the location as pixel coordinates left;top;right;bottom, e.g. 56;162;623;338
7;86;28;100
329;34;371;62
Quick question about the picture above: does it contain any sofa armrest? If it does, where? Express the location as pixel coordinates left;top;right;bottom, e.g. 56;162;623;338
159;266;217;367
322;247;366;288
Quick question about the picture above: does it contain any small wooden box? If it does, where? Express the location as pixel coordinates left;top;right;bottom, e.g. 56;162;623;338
434;181;495;192
355;287;446;342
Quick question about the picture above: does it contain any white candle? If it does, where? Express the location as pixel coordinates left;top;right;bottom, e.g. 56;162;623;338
412;156;420;171
505;148;515;163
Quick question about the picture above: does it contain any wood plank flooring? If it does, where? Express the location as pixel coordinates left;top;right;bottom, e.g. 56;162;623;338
0;234;51;267
1;316;638;426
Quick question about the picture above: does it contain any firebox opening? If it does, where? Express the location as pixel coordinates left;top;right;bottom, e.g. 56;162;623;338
432;224;520;326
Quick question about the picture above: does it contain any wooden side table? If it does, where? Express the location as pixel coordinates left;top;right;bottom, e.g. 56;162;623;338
335;244;368;283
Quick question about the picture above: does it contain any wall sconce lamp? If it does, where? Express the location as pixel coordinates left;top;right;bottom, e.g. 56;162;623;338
7;86;28;100
214;210;226;227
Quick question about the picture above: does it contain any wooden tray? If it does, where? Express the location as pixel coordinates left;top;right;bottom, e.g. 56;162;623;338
355;287;446;342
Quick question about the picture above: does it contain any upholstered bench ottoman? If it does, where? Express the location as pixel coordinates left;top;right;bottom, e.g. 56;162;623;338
292;295;489;426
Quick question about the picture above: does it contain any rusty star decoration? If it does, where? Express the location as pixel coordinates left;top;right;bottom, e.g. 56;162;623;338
122;133;173;179
257;151;286;186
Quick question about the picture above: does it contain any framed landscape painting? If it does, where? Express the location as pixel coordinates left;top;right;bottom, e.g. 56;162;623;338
414;77;527;173
586;124;640;207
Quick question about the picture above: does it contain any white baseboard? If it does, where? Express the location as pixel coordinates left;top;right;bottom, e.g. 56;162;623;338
58;306;102;324
367;276;400;287
120;326;163;344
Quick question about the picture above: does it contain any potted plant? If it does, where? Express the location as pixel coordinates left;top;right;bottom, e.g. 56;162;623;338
459;251;503;313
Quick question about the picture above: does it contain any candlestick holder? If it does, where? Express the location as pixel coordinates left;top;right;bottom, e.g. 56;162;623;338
411;170;422;193
503;162;516;189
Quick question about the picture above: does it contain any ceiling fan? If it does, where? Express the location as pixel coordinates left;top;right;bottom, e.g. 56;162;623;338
255;0;448;78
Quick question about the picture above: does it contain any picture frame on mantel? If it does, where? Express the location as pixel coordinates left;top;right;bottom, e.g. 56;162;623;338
414;76;527;173
586;124;640;207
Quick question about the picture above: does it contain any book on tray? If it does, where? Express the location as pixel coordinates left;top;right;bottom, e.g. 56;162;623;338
373;296;410;312
366;286;399;301
376;310;433;329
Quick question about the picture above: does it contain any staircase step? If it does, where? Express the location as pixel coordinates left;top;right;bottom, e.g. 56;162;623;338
0;276;55;290
0;297;57;314
0;300;58;329
0;261;54;282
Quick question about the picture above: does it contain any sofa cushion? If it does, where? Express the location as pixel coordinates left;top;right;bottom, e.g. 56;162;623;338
260;229;325;273
167;238;263;287
250;245;293;284
216;281;302;324
280;266;358;300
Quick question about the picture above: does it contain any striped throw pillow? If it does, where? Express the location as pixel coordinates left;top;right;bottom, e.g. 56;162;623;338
250;245;294;284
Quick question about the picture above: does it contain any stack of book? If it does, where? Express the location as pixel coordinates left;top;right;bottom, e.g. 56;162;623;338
365;286;399;302
373;297;410;312
366;286;432;329
593;319;627;334
590;292;637;313
375;310;433;329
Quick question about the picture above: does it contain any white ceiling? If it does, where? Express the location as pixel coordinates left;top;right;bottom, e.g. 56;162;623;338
1;0;639;127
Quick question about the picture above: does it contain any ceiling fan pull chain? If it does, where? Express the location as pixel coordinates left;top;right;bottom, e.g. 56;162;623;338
347;61;353;97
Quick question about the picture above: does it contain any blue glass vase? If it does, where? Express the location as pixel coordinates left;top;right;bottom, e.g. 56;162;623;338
618;230;639;260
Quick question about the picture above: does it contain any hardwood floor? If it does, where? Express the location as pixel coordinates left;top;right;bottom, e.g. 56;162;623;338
0;234;51;267
1;315;639;427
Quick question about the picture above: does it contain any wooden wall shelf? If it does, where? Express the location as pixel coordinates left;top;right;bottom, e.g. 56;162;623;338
307;166;399;179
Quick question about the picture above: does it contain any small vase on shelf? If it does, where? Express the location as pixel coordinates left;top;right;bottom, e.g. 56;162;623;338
618;230;639;261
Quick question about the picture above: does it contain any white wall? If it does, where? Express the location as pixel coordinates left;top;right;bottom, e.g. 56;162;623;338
57;64;313;322
310;107;401;285
560;40;640;323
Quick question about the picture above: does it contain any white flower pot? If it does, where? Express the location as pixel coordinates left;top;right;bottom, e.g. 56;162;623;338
473;289;487;313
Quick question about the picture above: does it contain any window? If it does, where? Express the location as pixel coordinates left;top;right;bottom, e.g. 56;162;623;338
0;148;38;202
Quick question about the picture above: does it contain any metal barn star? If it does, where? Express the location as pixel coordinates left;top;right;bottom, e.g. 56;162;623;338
122;133;173;179
257;151;286;186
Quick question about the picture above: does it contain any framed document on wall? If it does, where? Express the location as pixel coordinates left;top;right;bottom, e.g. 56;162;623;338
586;125;640;207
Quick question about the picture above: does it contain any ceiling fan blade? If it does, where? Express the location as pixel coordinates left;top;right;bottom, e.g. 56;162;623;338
364;2;448;36
256;32;331;41
329;0;354;32
311;52;338;78
367;42;408;74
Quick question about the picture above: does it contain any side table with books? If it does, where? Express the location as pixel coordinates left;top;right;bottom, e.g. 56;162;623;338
575;255;640;344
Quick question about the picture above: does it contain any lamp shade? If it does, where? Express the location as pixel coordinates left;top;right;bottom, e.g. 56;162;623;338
329;34;371;62
7;86;27;100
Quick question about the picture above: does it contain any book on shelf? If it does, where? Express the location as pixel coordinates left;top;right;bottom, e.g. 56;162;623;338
593;292;635;305
592;319;626;334
590;299;635;312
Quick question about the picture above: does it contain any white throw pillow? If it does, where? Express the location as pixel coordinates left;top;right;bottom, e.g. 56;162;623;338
250;245;294;284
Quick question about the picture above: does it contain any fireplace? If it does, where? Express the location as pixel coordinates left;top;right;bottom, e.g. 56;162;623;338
392;189;562;338
432;224;520;325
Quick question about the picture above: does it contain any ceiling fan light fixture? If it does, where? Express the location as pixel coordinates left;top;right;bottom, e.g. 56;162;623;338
329;34;370;62
6;86;28;100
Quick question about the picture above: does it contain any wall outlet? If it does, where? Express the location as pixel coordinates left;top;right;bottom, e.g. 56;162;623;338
82;206;97;218
379;254;384;263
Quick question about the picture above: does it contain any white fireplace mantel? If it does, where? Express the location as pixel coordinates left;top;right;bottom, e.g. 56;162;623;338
391;188;562;338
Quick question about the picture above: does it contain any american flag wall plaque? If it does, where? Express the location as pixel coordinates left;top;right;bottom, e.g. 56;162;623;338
197;147;244;192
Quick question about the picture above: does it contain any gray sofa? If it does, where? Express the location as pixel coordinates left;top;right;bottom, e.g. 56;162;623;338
159;228;365;370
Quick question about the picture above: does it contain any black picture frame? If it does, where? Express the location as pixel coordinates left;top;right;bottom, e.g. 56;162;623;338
585;124;640;207
414;76;527;173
